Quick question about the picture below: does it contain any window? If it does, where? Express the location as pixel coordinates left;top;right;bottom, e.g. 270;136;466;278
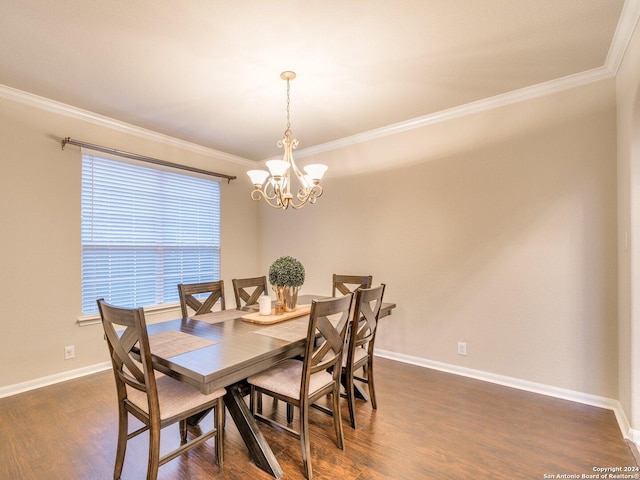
81;152;221;315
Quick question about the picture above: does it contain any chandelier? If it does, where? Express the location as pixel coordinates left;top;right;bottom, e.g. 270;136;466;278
247;71;327;209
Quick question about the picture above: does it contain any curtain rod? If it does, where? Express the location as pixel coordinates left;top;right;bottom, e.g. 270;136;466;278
61;137;237;183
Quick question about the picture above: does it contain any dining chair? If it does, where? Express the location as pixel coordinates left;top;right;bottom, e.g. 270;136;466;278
178;280;226;319
342;284;386;429
247;294;354;480
232;276;268;309
96;298;226;480
332;274;373;296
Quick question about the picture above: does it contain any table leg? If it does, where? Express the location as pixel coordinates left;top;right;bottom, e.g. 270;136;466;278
353;382;368;401
224;383;283;478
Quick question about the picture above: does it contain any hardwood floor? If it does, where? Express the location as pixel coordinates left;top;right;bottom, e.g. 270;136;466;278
0;357;636;479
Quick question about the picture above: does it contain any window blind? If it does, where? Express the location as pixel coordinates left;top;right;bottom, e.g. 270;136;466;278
81;153;221;315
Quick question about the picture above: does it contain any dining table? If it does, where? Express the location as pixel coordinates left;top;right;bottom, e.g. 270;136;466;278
144;293;396;478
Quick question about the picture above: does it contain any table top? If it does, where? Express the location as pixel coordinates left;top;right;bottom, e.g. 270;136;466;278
145;294;396;394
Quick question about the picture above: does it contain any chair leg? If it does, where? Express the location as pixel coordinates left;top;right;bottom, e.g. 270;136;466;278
215;398;225;466
332;382;345;450
147;424;161;480
286;403;294;424
344;367;357;429
367;356;377;410
255;392;276;413
179;419;188;443
114;407;128;480
299;402;313;480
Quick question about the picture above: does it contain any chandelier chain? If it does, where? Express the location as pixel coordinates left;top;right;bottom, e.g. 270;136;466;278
285;78;291;134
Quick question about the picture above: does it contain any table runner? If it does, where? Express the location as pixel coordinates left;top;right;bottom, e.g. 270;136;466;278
191;309;245;324
148;330;216;358
253;314;343;343
252;316;310;342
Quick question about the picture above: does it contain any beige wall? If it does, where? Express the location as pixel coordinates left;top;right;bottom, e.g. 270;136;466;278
0;96;260;387
0;38;630;406
259;79;619;398
617;16;640;431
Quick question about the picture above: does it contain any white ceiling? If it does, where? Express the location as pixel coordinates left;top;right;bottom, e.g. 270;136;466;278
0;0;636;162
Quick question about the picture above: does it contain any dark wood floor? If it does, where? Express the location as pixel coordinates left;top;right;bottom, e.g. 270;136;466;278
0;357;636;480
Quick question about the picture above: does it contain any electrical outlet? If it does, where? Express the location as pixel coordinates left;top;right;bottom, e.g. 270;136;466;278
64;345;75;360
457;342;467;356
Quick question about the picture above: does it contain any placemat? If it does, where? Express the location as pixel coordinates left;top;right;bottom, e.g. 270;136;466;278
191;309;244;324
148;330;216;358
252;316;310;342
241;304;311;325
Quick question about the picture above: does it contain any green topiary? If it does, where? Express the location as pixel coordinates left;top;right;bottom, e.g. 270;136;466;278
268;256;305;287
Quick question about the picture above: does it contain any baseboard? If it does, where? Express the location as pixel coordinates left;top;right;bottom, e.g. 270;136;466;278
375;349;633;443
0;362;111;399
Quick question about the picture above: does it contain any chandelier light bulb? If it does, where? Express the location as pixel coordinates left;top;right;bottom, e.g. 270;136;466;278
266;160;290;178
247;169;269;186
303;164;327;182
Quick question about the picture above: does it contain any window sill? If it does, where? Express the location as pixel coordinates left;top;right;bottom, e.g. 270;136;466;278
77;302;181;327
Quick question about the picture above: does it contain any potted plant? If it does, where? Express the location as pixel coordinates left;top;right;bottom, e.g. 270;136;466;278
268;255;305;312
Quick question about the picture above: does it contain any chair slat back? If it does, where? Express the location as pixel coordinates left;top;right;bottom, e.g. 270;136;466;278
97;299;157;409
350;284;385;353
332;274;373;296
232;276;268;309
304;295;353;391
178;280;226;319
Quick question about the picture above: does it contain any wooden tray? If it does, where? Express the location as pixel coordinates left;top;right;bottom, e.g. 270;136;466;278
241;304;311;325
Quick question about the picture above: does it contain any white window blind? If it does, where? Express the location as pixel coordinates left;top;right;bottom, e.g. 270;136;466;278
81;153;221;315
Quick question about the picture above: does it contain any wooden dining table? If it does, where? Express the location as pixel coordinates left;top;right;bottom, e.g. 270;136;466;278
144;294;396;478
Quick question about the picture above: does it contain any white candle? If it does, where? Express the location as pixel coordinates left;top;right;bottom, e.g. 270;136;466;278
258;295;271;315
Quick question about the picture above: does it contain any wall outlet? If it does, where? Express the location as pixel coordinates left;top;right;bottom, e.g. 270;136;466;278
457;342;467;356
64;345;75;360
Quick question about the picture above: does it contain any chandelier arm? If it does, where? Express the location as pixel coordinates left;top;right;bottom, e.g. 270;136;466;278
282;134;310;192
290;196;313;210
291;185;323;209
267;198;290;209
296;185;323;202
251;188;291;209
262;186;280;202
290;159;308;187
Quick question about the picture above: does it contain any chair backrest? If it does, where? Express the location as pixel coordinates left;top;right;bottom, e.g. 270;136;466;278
232;276;268;309
178;280;226;319
347;284;386;363
332;274;373;296
301;294;353;398
96;298;159;419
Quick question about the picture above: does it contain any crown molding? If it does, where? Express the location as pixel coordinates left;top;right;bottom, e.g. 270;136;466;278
0;83;255;167
294;66;615;160
4;0;640;166
606;0;640;74
293;1;640;160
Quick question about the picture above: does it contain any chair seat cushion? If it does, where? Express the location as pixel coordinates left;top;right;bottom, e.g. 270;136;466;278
127;373;226;420
343;346;368;367
247;359;334;400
